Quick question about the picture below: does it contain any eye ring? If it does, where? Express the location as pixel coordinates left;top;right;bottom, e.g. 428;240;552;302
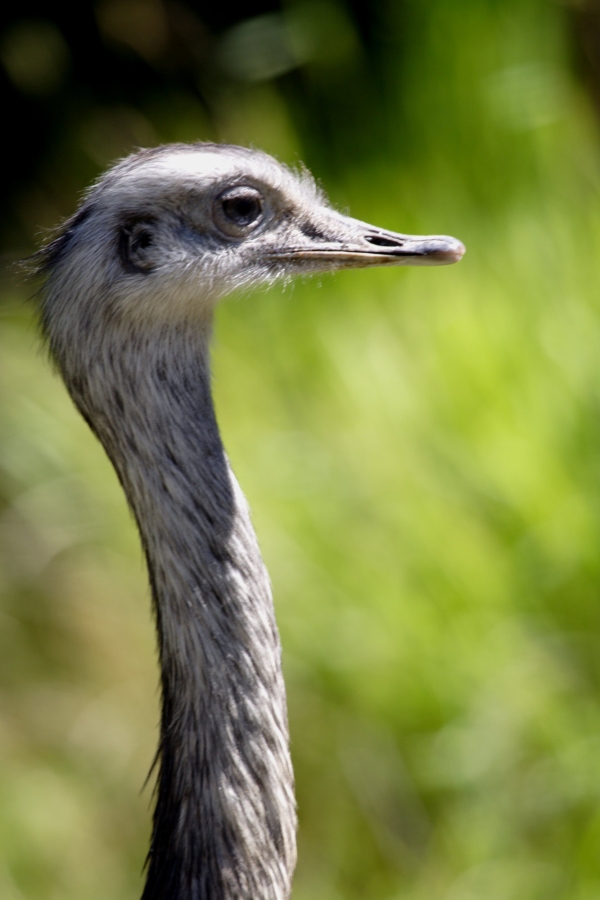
212;186;264;238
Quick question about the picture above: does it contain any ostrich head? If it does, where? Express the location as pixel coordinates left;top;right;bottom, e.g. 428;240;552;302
39;143;464;356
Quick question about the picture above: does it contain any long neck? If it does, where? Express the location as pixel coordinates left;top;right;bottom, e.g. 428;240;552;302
64;323;296;900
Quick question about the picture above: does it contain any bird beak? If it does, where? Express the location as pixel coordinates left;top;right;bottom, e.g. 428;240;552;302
270;208;465;270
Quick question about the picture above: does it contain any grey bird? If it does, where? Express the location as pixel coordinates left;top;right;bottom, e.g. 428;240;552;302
36;143;464;900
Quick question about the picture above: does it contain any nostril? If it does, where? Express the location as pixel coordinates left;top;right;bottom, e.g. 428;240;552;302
365;234;403;248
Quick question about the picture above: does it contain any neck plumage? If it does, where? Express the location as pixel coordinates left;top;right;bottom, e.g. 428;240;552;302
62;322;296;900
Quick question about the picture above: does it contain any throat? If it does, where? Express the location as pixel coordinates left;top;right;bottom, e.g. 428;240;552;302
71;330;296;900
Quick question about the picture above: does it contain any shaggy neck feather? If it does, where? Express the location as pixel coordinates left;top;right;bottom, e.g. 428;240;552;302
60;320;296;900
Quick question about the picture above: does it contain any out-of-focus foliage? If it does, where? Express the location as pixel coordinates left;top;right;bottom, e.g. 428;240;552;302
2;1;600;898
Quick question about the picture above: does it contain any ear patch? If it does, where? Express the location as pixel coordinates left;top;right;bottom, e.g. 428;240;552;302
119;217;157;273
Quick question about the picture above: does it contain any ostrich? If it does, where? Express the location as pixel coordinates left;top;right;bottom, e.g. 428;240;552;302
36;143;464;900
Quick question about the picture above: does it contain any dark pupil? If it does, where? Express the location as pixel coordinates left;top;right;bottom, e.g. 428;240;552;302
222;195;261;225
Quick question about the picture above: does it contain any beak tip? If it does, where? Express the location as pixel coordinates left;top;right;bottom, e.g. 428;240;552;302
431;237;466;265
451;239;466;262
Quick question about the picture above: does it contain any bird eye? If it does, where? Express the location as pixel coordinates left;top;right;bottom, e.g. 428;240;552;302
213;186;264;238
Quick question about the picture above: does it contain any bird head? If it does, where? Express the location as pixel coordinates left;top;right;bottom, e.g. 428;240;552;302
38;143;464;343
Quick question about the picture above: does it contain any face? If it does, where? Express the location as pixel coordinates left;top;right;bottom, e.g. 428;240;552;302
42;145;465;328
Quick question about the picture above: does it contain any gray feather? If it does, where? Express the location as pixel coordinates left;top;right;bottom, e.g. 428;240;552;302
35;142;463;900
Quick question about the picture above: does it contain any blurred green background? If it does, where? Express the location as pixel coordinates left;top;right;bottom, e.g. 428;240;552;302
3;0;600;897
